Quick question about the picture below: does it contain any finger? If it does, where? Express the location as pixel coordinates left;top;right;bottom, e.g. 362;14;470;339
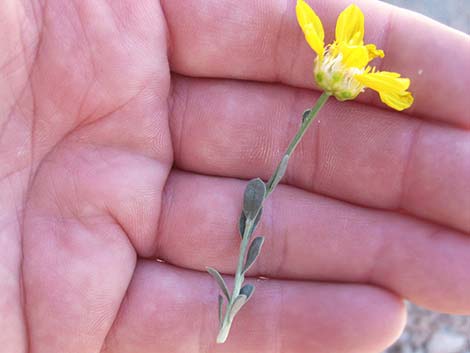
103;260;405;353
170;76;470;233
162;0;470;127
156;171;470;314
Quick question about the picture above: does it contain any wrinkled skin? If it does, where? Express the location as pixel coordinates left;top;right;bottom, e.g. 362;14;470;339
1;1;469;352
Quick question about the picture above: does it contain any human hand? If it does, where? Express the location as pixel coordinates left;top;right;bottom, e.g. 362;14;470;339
1;1;469;352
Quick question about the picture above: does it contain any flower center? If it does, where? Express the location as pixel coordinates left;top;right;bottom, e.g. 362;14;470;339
314;48;365;101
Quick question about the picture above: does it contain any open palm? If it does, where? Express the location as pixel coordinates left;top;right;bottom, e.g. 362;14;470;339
1;1;469;352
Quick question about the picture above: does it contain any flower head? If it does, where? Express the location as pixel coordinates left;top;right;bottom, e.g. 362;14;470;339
296;0;413;111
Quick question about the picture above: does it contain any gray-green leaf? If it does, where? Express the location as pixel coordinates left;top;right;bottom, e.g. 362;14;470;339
267;154;289;191
302;109;311;123
243;178;266;220
207;267;230;301
228;294;247;322
243;236;265;274
240;284;255;302
238;208;263;238
218;294;224;325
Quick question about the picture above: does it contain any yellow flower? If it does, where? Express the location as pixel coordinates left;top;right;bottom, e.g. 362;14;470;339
296;0;413;111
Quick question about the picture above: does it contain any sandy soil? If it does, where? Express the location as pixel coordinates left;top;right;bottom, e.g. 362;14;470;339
385;303;470;353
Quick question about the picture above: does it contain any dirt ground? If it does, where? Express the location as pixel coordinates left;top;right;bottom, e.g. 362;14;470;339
384;303;470;353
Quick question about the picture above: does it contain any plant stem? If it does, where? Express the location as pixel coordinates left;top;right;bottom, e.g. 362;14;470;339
217;218;255;343
216;92;330;343
267;91;330;196
233;218;254;295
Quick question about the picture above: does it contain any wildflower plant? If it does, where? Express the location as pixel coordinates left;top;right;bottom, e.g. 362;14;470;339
208;0;413;343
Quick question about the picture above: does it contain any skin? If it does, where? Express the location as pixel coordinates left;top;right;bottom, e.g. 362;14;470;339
0;0;469;352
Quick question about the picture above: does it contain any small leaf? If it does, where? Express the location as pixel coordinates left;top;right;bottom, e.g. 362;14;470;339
207;267;230;301
267;154;289;191
240;284;255;302
218;294;224;325
228;294;247;322
238;212;246;238
243;178;266;220
302;109;311;123
243;236;265;274
238;208;263;238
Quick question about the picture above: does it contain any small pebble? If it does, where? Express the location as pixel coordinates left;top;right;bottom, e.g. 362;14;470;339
400;345;413;353
427;330;466;353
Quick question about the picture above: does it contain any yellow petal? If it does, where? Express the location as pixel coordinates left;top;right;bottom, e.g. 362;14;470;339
335;4;364;45
365;44;385;61
378;91;414;111
355;71;414;111
296;0;325;55
356;71;410;92
338;43;369;68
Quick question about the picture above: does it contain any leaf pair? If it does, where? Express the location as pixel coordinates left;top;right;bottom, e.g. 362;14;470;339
207;233;263;302
228;284;255;322
208;268;256;326
207;234;264;327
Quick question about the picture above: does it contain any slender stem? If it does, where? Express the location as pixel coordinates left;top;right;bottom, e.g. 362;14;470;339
217;217;255;343
216;92;330;343
267;92;330;196
232;218;254;295
287;92;329;155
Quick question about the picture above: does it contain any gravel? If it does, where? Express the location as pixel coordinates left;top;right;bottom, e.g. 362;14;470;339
384;303;470;353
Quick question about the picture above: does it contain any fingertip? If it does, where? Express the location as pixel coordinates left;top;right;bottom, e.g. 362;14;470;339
361;287;407;351
279;282;406;353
